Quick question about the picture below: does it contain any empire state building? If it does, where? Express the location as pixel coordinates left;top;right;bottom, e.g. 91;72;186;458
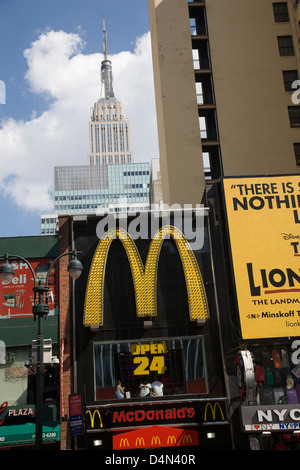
88;19;133;166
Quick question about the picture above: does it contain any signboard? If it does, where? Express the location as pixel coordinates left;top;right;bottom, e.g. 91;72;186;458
69;394;83;437
0;258;58;319
0;404;35;425
241;404;300;432
85;399;228;431
223;175;300;339
83;225;209;326
113;425;199;450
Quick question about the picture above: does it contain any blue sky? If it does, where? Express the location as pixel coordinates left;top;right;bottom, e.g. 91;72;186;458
0;0;158;237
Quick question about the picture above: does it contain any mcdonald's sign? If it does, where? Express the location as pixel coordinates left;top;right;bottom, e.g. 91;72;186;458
203;402;225;423
183;434;192;444
167;435;176;445
119;438;129;448
151;435;161;446
113;425;199;450
83;225;209;326
135;436;145;447
86;408;104;429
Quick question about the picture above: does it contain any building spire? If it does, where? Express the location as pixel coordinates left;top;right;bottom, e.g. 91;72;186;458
100;17;115;100
103;16;107;60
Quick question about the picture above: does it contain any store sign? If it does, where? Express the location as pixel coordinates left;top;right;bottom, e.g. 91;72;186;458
83;226;209;326
112;406;195;425
0;403;35;425
85;399;227;431
86;409;104;429
223;175;300;339
203;401;225;422
113;425;199;450
241;405;300;432
0;258;58;319
131;342;167;375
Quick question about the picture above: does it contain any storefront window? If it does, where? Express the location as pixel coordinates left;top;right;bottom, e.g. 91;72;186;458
236;342;300;407
251;344;300;406
94;336;207;400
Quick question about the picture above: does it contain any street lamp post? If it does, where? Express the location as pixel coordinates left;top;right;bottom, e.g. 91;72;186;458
0;250;83;450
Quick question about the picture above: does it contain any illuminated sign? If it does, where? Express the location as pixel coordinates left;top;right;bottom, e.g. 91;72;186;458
131;342;167;375
85;399;227;431
113;425;199;450
112;406;195;425
86;409;104;429
83;225;209;326
223;175;300;339
204;402;225;422
241;404;300;432
0;403;35;426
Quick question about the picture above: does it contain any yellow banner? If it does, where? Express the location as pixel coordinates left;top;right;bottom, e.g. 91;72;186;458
223;175;300;339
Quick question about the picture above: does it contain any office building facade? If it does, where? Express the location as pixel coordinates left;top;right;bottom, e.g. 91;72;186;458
148;0;300;450
53;163;150;215
148;0;300;206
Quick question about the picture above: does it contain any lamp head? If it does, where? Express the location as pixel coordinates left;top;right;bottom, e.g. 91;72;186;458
68;257;83;280
0;260;14;283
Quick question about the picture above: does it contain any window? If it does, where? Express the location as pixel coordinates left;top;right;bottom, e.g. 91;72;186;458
288;106;300;127
277;36;294;56
101;124;106;152
273;2;289;22
192;49;200;70
94;336;207;401
283;70;298;91
190;17;197;36
293;143;300;164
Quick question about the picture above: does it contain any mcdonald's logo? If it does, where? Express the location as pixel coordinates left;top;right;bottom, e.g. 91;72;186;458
167;435;177;445
113;425;199;450
183;434;193;444
151;435;161;446
204;402;225;422
84;225;209;326
86;409;103;429
120;438;130;447
135;436;145;446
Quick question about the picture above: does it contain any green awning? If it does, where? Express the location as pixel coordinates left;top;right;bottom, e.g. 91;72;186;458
0;421;60;446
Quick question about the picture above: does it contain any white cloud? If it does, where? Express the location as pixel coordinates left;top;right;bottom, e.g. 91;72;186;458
0;29;158;213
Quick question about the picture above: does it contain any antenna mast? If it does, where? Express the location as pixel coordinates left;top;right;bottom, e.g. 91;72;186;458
103;17;107;60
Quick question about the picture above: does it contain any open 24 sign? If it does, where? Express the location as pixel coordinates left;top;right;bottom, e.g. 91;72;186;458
131;343;167;375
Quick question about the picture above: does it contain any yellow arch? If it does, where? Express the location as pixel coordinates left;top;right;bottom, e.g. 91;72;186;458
83;225;209;326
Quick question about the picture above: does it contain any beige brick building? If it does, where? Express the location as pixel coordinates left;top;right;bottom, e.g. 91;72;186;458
148;0;300;206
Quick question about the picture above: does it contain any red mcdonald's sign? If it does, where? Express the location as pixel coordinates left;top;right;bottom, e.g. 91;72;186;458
113;425;199;450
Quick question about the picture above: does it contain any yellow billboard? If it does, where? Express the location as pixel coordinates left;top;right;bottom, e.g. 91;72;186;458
223;175;300;339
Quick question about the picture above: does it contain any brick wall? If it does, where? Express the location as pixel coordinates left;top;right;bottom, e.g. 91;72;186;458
58;216;72;450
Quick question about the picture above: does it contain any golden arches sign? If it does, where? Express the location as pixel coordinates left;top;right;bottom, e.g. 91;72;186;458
83;225;209;326
86;409;103;428
204;402;225;422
